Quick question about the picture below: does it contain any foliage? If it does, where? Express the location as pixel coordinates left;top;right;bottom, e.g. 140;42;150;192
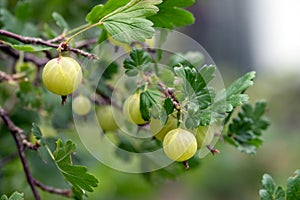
52;139;99;199
260;170;300;200
0;0;272;199
0;192;24;200
224;101;270;154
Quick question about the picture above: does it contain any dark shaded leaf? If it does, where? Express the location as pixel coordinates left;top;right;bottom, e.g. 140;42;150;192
226;101;270;154
286;170;300;200
123;48;152;76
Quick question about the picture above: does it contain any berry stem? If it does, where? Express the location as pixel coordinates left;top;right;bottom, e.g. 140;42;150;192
61;95;67;105
183;161;190;170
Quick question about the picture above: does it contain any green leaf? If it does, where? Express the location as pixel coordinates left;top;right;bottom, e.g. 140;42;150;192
101;0;161;44
0;8;37;37
262;174;276;195
286;170;300;200
275;186;285;200
123;48;152;76
226;101;270;154
52;139;98;198
31;123;42;140
174;66;215;109
199;65;216;85
163;98;174;115
259;174;275;200
15;1;30;22
102;62;119;79
16;80;41;108
148;0;195;28
52;12;70;30
11;44;51;52
86;0;130;24
0;192;24;200
224;71;255;112
140;91;153;121
173;65;217;128
169;51;204;68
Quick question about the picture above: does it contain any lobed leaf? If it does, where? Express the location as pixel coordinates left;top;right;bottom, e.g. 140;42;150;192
226;101;270;154
52;12;70;30
52;139;99;198
123;48;152;76
86;0;130;24
87;0;161;44
31;123;42;140
0;192;24;200
148;0;195;29
286;170;300;200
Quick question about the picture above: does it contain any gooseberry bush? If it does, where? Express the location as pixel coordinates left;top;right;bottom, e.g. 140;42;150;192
0;0;288;199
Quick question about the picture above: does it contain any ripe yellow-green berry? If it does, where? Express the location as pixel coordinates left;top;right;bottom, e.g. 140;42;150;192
42;56;82;96
97;105;119;132
150;116;177;141
72;95;91;116
123;91;147;125
195;125;215;149
163;128;197;162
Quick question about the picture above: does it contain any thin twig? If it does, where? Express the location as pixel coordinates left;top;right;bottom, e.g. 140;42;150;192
0;70;26;82
33;179;72;197
0;107;41;200
0;29;98;59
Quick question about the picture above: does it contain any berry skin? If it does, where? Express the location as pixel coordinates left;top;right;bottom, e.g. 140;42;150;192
195;125;215;149
72;95;91;116
163;128;197;162
123;91;147;125
97;105;119;132
42;57;82;96
150;116;177;141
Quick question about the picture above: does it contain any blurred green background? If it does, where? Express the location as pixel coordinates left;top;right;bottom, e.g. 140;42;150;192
1;0;300;199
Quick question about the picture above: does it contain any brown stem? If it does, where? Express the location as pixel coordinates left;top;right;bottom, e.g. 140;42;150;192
0;107;41;200
183;161;190;170
157;80;182;124
0;29;98;59
33;179;72;197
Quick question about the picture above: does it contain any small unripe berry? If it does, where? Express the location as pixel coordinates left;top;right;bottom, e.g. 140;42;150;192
150;116;177;141
123;91;147;125
42;57;82;96
72;95;91;116
195;125;215;149
163;128;197;162
97;105;119;132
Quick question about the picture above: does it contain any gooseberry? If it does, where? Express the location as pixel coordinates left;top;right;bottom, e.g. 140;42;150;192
72;95;91;116
163;128;197;162
195;125;215;149
150;116;177;141
123;91;147;125
97;105;119;132
42;56;82;96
